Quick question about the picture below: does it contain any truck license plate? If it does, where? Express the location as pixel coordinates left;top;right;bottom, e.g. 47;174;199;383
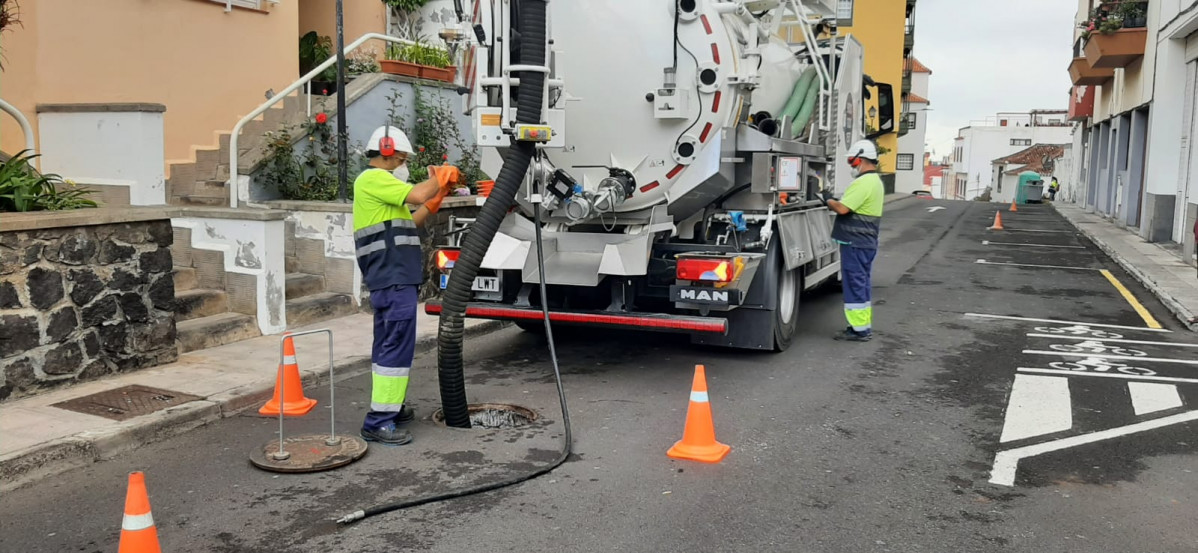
471;276;500;292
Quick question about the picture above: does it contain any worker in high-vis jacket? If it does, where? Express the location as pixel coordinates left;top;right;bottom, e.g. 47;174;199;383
822;139;885;342
354;125;458;445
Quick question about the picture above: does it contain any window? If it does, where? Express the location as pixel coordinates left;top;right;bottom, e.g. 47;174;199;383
896;154;915;171
905;112;918;130
206;0;263;10
1010;138;1032;146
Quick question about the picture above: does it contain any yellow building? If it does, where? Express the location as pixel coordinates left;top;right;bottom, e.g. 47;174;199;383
782;0;916;185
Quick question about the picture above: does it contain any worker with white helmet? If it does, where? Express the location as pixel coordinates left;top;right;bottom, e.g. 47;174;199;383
821;139;885;342
354;125;459;445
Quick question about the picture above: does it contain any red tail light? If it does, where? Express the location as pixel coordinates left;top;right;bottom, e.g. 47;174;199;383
676;258;739;282
435;249;460;270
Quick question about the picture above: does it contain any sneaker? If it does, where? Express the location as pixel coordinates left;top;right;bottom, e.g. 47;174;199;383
833;327;872;342
397;405;416;425
360;423;413;446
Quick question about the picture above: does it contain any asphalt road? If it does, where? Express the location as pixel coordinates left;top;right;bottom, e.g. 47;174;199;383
4;199;1197;552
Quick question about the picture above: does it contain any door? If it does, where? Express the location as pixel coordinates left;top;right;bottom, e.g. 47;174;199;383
1175;62;1197;242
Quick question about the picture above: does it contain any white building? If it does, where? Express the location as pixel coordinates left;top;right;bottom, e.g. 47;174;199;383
895;58;932;195
949;111;1073;201
989;144;1068;205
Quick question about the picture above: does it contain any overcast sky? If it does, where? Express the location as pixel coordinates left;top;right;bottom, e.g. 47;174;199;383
912;0;1079;159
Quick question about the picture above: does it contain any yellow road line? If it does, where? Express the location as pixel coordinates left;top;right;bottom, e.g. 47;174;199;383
1100;269;1163;329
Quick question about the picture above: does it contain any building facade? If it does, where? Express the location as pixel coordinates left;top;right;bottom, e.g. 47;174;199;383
950;111;1073;201
895;57;932;195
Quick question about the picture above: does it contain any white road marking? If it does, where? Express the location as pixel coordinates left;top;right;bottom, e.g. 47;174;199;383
981;240;1085;249
964;313;1172;332
927;206;946;213
995;228;1077;234
975;259;1101;271
1017;367;1198;385
999;375;1073;443
1023;350;1198;366
1026;334;1198;348
990;410;1198;486
1127;382;1184;415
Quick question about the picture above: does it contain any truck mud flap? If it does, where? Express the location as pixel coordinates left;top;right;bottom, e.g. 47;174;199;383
425;301;728;334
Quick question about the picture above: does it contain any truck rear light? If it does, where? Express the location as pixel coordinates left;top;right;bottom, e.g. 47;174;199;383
435;249;460;271
676;257;743;282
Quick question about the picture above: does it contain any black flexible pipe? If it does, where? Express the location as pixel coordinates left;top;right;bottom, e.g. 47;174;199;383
437;0;548;428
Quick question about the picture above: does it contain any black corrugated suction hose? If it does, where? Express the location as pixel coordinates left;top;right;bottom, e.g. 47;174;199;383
436;0;549;428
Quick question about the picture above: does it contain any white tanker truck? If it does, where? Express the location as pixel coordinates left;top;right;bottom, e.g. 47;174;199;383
427;0;895;351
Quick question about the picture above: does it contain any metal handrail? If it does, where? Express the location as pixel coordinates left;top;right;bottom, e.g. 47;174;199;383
0;97;38;169
228;32;419;207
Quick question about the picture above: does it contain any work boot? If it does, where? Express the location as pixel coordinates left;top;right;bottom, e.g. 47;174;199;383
833;327;872;342
397;405;416;425
360;423;413;446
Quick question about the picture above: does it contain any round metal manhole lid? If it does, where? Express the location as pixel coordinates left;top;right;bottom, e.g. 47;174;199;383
432;403;538;429
249;434;368;473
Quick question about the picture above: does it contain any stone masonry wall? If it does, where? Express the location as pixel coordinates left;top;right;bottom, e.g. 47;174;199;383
0;220;177;401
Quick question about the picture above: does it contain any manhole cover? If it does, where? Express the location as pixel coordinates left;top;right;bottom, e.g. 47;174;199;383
249;434;368;473
432;403;538;429
52;385;201;421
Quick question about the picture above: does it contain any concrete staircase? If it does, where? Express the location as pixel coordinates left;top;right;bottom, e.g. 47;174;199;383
170;228;261;353
167;92;331;207
283;221;357;329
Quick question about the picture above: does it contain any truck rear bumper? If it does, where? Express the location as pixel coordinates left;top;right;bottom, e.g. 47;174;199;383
424;302;728;334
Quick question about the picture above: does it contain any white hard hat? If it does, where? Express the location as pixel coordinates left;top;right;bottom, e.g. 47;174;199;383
846;140;879;162
367;125;415;156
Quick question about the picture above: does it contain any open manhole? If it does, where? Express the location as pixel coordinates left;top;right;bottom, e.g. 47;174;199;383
52;385;200;421
432;403;538;429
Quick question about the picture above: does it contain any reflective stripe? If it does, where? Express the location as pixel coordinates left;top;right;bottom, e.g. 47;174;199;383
372;363;411;377
845;305;872;331
844;302;871;310
355;235;421;258
370;401;406;411
851;324;871;332
283;355;297;365
371;373;409;411
690;391;709;403
353;219;416;240
122;512;155;531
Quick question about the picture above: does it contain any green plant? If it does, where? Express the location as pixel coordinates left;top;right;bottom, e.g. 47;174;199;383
257;116;368;202
382;0;429;10
299;31;337;82
398;86;487;190
347;47;381;76
1;0;21;69
0;151;97;212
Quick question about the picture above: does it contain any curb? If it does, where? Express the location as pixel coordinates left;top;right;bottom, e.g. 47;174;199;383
885;193;917;206
0;320;510;493
1057;207;1198;332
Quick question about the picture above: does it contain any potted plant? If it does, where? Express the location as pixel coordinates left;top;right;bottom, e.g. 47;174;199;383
381;42;422;77
299;32;339;95
415;43;456;83
1116;1;1148;29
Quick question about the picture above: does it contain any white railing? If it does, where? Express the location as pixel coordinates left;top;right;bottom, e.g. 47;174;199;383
0;97;38;169
228;33;419;207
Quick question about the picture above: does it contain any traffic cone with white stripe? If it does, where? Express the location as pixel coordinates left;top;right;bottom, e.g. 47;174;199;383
258;334;317;416
118;471;161;553
667;365;731;463
988;211;1004;230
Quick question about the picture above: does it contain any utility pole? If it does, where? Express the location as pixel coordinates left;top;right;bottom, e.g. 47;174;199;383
335;0;349;202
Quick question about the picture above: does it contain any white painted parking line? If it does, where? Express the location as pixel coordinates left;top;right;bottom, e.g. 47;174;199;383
981;240;1085;249
965;313;1172;332
990;410;1198;486
1026;334;1198;348
975;259;1101;271
1017;367;1198;385
1127;382;1184;415
1023;350;1198;366
995;228;1077;234
999;375;1073;443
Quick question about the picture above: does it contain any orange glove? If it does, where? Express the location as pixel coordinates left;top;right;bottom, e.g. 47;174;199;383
424;185;451;214
429;165;462;190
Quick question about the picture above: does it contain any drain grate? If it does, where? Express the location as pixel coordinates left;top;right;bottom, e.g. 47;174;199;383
433;403;538;429
52;385;201;421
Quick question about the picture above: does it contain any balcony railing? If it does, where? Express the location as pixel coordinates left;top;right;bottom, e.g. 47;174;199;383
904;24;915;54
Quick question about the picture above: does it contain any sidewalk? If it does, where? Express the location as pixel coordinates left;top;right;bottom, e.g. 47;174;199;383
1056;204;1198;331
0;307;505;492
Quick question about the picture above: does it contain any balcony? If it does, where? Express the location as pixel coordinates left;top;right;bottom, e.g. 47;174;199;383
1069;56;1114;86
904;24;915;56
902;69;912;94
1084;28;1147;68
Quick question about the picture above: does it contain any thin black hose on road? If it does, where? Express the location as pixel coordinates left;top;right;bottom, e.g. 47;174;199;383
335;0;571;525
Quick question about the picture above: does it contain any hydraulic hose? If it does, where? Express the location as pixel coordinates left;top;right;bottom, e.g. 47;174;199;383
436;0;549;429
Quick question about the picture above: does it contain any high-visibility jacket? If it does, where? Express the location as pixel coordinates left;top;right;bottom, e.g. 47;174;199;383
353;168;422;291
831;171;885;249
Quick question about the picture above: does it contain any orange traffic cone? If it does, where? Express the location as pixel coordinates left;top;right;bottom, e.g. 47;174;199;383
118;471;161;553
1009;200;1018;212
988;211;1004;230
667;365;731;463
258;335;317;416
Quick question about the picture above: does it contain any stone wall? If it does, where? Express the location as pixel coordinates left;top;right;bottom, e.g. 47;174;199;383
0;211;177;401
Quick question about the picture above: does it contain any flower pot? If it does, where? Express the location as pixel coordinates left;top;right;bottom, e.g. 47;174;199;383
380;59;421;77
309;80;337;96
419;65;457;83
1084;28;1147;68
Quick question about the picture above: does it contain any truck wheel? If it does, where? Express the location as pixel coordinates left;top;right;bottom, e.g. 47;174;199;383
773;267;801;351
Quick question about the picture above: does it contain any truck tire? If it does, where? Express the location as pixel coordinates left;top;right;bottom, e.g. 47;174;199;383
773;266;801;351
